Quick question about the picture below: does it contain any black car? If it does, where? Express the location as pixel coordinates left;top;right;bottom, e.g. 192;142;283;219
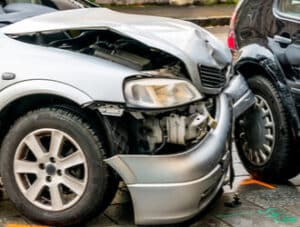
228;0;300;182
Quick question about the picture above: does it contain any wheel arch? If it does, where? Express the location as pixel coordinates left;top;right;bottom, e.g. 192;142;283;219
235;61;275;82
234;44;290;83
0;94;79;148
0;80;119;155
0;80;94;110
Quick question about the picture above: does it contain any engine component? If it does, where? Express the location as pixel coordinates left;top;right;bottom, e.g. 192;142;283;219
92;43;151;71
14;29;187;76
143;103;211;151
143;118;164;151
165;112;209;145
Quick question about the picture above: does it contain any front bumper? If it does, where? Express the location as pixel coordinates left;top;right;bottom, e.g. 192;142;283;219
105;74;255;225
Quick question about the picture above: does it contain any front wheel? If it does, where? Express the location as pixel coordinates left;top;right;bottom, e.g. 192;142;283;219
235;76;298;182
0;107;117;226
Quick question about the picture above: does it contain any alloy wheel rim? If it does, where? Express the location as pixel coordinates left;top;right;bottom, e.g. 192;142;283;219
238;95;275;166
14;129;88;211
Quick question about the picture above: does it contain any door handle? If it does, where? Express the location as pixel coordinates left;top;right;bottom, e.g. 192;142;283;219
274;35;292;45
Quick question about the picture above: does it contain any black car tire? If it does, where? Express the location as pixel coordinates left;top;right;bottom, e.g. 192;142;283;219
0;107;124;226
235;75;298;182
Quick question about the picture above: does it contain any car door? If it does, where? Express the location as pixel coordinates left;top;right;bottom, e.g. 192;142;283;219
271;0;300;112
272;0;300;76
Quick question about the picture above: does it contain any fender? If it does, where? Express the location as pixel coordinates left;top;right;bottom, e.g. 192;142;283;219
0;33;138;104
0;80;93;111
234;44;300;144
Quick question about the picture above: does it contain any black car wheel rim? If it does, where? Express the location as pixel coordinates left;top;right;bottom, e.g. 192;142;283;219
237;95;275;166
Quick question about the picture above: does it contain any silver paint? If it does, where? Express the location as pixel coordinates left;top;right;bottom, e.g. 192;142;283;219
105;75;255;224
1;8;231;94
105;93;231;184
0;32;136;106
0;8;253;225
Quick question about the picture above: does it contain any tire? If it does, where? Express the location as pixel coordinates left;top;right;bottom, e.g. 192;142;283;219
235;75;298;182
0;107;125;226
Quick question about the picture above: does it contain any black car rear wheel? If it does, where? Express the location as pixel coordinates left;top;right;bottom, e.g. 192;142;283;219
235;75;298;182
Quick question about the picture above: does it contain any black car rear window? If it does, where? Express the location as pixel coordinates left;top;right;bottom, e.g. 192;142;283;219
277;0;300;19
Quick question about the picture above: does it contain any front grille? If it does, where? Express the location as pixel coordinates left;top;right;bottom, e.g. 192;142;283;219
199;65;227;89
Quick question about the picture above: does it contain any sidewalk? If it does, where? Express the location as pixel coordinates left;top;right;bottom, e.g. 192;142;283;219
111;4;235;26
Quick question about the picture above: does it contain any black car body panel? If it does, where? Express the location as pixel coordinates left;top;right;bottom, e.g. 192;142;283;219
232;0;300;145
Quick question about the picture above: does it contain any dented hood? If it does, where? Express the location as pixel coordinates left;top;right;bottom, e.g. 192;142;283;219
2;8;231;89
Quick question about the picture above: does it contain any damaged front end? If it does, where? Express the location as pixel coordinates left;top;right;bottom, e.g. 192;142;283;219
104;74;254;225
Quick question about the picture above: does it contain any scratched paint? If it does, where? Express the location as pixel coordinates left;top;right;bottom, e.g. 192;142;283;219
216;208;297;224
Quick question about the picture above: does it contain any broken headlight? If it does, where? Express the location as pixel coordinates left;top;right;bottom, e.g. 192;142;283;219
124;78;203;108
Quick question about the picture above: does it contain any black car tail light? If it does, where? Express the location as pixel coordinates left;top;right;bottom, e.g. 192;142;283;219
227;29;236;50
227;12;236;50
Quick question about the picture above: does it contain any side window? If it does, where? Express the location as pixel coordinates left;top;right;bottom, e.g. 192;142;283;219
276;0;300;20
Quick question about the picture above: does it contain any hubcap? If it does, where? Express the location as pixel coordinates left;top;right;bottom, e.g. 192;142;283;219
14;129;88;211
237;95;275;166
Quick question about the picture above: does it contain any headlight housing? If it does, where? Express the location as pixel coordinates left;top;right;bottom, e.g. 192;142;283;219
124;78;203;108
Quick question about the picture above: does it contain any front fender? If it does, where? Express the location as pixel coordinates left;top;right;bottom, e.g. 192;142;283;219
0;33;138;104
234;44;300;144
0;80;93;111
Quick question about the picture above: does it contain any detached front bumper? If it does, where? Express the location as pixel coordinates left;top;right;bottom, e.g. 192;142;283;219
105;74;255;225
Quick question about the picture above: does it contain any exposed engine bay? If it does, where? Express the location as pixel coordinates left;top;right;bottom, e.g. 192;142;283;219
133;102;215;154
12;29;188;76
11;30;219;155
8;29;222;155
101;99;216;155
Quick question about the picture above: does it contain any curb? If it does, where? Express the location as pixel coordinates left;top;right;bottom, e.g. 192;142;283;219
183;16;231;27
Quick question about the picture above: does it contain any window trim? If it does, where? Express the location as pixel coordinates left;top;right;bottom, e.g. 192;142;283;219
273;0;300;24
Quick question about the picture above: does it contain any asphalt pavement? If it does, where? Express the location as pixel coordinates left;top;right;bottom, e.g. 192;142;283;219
1;27;300;227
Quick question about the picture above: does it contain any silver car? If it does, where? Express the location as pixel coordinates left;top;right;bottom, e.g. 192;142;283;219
0;4;254;226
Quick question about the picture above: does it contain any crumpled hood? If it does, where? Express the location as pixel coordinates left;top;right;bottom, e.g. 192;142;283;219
2;8;231;89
